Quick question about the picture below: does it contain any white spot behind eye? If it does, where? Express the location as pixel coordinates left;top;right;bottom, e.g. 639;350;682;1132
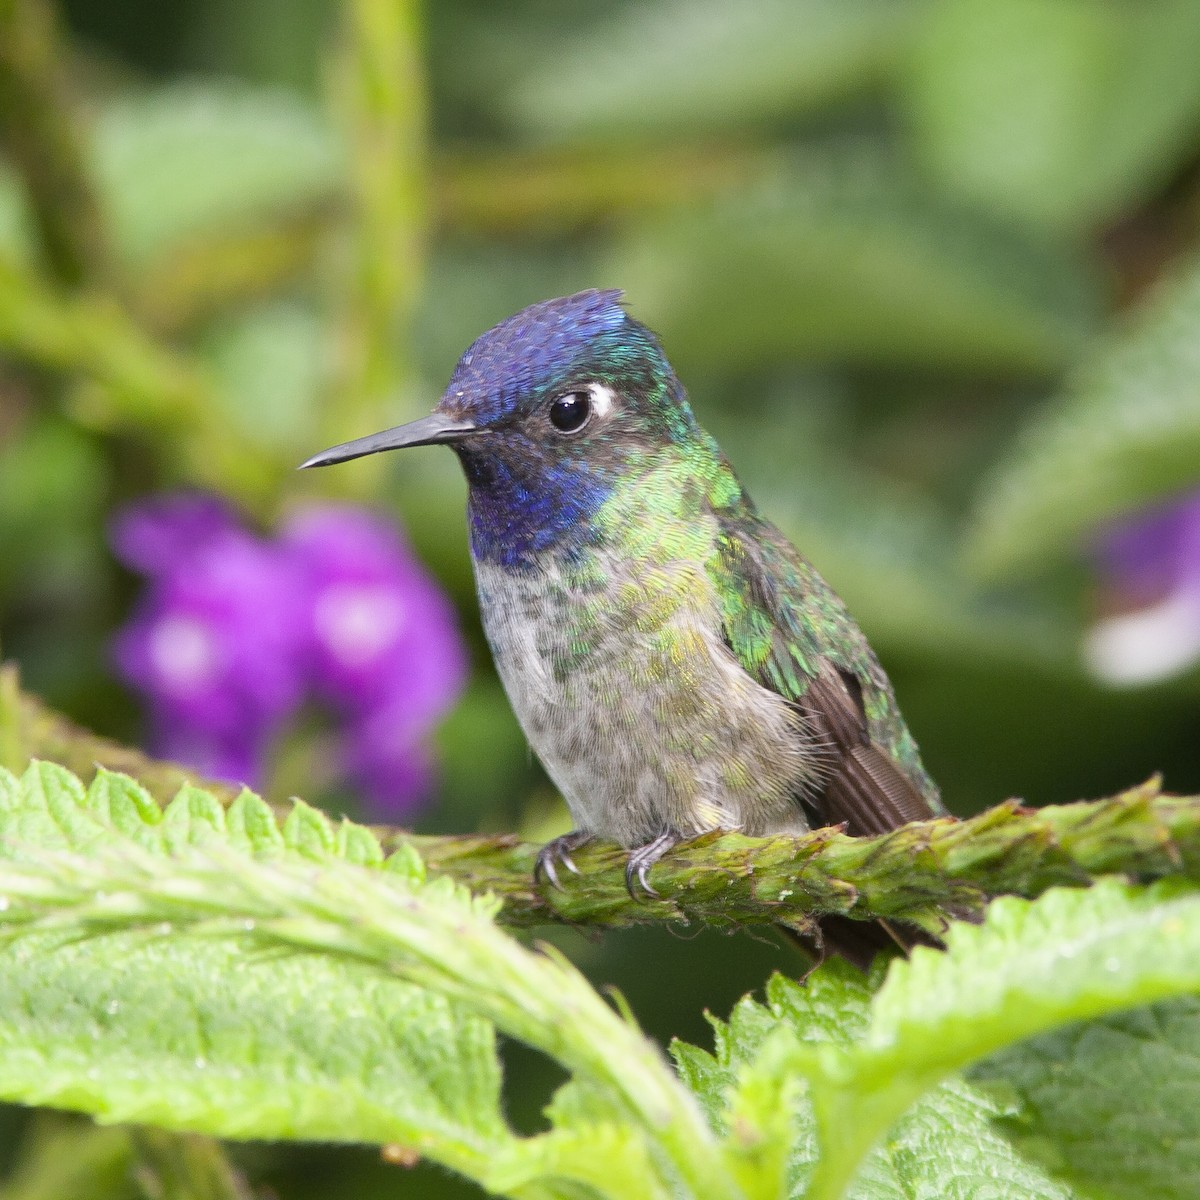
586;382;615;418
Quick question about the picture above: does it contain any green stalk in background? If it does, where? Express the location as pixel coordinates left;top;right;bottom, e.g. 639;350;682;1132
325;0;429;474
0;0;108;289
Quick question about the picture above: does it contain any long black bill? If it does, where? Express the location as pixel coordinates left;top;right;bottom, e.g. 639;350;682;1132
298;412;478;469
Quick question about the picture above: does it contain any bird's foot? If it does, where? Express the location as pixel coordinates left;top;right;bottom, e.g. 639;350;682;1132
625;831;683;900
534;830;593;891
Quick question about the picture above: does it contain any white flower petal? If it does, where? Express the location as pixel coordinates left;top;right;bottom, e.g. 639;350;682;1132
1084;590;1200;686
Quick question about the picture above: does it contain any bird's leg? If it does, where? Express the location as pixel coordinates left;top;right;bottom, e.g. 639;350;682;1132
534;829;593;891
624;830;683;899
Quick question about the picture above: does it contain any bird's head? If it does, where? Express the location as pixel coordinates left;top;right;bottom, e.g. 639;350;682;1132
302;290;704;567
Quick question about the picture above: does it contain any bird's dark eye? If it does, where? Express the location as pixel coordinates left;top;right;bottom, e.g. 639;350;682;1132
549;391;592;433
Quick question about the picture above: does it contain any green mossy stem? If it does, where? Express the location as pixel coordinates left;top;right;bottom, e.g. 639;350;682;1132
4;664;1196;936
405;778;1186;934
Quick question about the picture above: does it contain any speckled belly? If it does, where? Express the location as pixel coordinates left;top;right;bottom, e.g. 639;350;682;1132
473;552;822;847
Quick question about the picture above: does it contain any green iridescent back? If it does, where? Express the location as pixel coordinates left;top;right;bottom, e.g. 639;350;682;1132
702;458;942;814
577;421;942;823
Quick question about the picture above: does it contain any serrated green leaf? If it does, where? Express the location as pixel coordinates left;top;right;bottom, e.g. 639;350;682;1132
0;763;729;1200
383;837;427;884
864;1075;1077;1200
281;798;336;857
784;968;1077;1199
802;881;1200;1199
667;1048;725;1147
973;997;1200;1200
0;764;508;1173
223;790;285;857
336;819;385;867
604;150;1101;375
92;84;342;270
867;883;1200;1058
3;762;99;852
906;0;1200;232
0;768;501;1164
0;930;506;1155
674;961;1075;1200
968;252;1200;577
722;1027;807;1199
506;0;914;141
84;769;162;839
160;785;228;852
764;968;877;1044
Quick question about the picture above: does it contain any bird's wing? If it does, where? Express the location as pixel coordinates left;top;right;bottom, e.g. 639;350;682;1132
706;507;942;836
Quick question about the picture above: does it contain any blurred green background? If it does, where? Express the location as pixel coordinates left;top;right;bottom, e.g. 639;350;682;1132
2;0;1200;1195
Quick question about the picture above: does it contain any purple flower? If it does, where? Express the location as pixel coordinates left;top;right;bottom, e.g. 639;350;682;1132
111;493;467;815
110;493;239;576
340;698;436;813
1086;488;1200;685
112;497;310;786
281;505;467;721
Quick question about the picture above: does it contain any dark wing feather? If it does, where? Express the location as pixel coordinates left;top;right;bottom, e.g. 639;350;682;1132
800;665;939;835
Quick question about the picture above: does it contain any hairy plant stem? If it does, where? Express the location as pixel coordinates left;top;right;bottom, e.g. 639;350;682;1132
403;778;1199;934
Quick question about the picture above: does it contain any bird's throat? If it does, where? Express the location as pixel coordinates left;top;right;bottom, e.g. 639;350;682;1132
461;447;613;570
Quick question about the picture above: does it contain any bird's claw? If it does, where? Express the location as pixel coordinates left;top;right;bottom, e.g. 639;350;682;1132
624;831;682;900
625;858;660;898
534;831;592;892
536;830;683;899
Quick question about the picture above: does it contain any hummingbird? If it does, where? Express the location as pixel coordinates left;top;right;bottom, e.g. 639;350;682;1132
302;290;943;946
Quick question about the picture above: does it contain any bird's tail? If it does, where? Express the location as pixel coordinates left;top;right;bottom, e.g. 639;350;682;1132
779;914;940;972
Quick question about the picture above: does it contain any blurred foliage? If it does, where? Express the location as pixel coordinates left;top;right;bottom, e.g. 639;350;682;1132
2;0;1200;1195
969;252;1200;577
